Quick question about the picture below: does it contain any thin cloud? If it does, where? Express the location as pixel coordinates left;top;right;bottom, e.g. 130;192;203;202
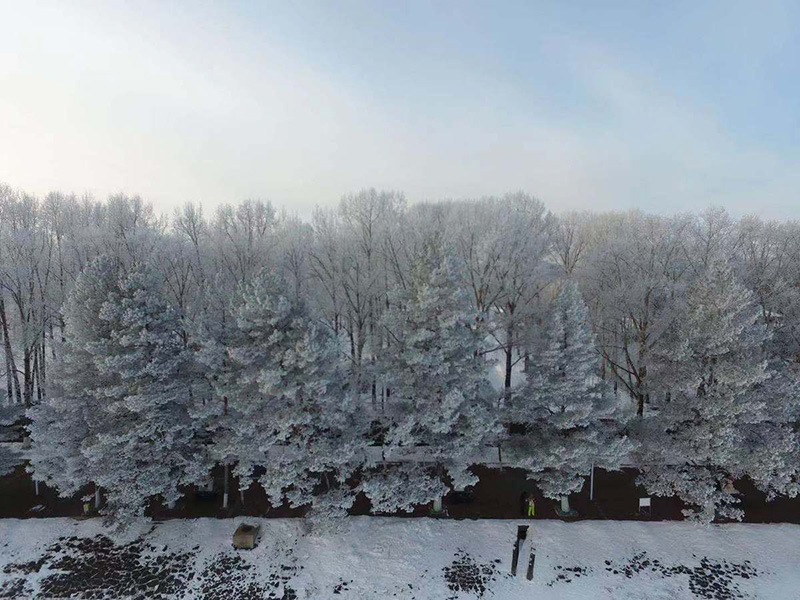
0;1;797;218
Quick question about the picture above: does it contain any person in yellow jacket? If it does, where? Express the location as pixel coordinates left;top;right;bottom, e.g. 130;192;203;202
527;496;535;517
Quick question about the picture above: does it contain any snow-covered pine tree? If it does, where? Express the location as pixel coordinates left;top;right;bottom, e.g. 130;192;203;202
192;272;242;508
81;264;206;525
27;255;121;498
639;260;789;521
742;365;800;505
212;269;365;520
507;280;631;506
367;253;498;513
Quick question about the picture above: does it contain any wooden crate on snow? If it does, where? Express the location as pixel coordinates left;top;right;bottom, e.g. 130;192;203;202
233;523;260;549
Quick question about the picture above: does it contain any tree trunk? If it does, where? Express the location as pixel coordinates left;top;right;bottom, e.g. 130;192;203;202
0;297;21;404
504;347;513;390
22;347;33;407
39;332;47;399
347;315;355;364
636;365;647;416
504;319;514;405
3;346;12;403
32;350;41;403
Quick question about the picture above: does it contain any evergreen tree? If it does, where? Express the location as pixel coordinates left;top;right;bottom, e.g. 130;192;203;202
84;264;205;524
370;254;498;512
639;260;795;521
212;269;365;519
192;273;241;507
507;281;631;503
740;366;800;507
27;255;120;498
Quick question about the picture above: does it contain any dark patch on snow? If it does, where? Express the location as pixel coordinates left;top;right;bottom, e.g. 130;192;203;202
332;577;352;594
197;553;267;600
1;535;196;599
0;555;45;598
2;556;46;576
196;551;297;600
442;549;502;599
0;576;32;599
388;581;419;598
546;564;592;586
604;551;759;599
37;535;196;599
0;534;303;600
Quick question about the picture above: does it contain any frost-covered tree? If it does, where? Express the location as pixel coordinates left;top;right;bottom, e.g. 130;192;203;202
741;366;800;506
6;182;800;518
210;269;365;519
360;462;449;514
27;255;121;498
639;260;796;521
81;263;204;525
448;194;555;398
734;216;800;364
190;274;239;507
370;253;498;512
507;281;631;503
583;212;690;416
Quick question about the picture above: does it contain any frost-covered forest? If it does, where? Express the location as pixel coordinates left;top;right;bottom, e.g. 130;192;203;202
1;184;799;526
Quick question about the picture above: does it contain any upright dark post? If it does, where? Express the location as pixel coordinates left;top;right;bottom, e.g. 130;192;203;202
511;525;528;576
526;551;535;580
511;541;520;576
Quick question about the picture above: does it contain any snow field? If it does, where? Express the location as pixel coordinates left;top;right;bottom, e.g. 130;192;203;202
1;517;798;599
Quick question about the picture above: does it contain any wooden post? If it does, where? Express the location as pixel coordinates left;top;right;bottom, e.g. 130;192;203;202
589;462;595;502
511;539;520;576
94;486;101;509
512;525;528;576
526;551;535;580
34;479;40;496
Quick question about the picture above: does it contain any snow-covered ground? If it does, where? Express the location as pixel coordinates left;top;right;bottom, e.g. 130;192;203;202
0;517;797;599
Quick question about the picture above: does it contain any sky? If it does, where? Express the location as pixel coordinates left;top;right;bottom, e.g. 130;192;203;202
1;1;799;218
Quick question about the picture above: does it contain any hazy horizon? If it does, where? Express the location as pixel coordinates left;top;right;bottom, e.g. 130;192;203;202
2;1;799;219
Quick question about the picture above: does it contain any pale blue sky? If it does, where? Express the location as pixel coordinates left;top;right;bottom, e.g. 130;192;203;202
1;1;798;217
